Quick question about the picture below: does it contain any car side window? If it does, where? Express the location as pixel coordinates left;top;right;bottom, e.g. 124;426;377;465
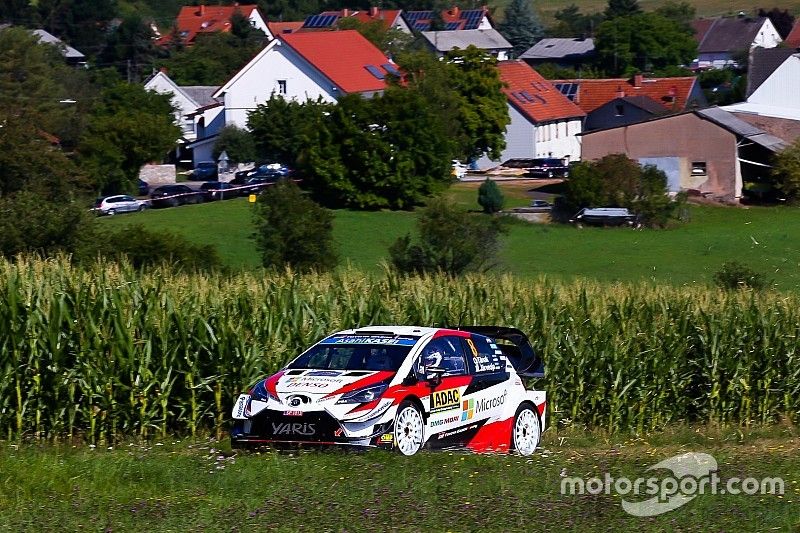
418;336;467;376
464;335;505;374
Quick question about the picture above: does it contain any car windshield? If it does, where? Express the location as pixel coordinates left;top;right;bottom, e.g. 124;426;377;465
287;335;419;371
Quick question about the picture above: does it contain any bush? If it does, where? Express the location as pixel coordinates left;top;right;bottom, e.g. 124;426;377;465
713;261;768;291
477;178;505;213
213;125;256;165
252;180;337;272
95;224;221;271
771;138;800;204
389;197;507;275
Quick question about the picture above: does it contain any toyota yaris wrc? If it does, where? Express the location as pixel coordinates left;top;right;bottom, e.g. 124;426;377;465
231;326;546;455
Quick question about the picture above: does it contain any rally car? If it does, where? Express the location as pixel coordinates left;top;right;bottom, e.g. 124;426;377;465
231;326;546;455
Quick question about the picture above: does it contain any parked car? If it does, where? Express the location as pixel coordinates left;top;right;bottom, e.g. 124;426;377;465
138;179;150;196
526;158;570;178
233;163;291;183
231;325;546;456
92;195;148;216
189;161;219;181
200;181;238;201
452;160;467;180
241;175;283;194
528;199;553;211
571;207;638;226
149;184;203;208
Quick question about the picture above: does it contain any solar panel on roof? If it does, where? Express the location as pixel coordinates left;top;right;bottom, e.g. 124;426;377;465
445;21;460;30
461;10;482;29
520;90;535;102
304;14;338;28
382;63;400;76
365;65;385;80
404;11;433;23
414;21;429;30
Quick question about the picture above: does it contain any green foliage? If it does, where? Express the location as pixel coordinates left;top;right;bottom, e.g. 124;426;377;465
655;1;697;32
549;4;604;38
594;12;697;76
713;261;768;291
100;15;160;83
158;31;267;86
698;68;746;106
604;0;641;19
78;82;180;194
771;138;800;203
94;223;221;271
535;62;603;80
389;197;508;275
213;125;256;164
0;191;95;258
562;154;684;227
477;178;505;214
252;180;338;272
335;17;413;58
498;0;544;58
38;0;118;56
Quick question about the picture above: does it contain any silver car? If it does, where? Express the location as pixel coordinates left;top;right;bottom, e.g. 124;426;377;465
92;195;148;216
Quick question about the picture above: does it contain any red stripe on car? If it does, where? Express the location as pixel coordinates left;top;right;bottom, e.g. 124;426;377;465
322;370;395;399
264;371;285;398
432;329;471;339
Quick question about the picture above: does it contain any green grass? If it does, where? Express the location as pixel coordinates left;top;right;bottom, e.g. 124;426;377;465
104;183;800;289
1;426;797;531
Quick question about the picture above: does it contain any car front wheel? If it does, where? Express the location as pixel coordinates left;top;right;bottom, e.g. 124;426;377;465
107;209;116;216
394;401;424;456
511;404;540;456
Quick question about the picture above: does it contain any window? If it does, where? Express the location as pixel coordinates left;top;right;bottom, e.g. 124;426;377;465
277;79;287;94
418;337;467;376
464;336;504;373
615;104;625;116
691;161;707;176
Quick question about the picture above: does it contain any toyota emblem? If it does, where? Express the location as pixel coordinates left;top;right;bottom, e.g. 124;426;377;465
289;397;302;407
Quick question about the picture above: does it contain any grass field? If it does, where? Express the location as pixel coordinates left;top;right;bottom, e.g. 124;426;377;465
1;426;797;531
103;181;800;290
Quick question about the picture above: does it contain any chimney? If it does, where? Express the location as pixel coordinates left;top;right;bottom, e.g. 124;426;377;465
633;73;643;87
342;8;349;17
616;85;625;98
452;6;460;17
370;6;379;17
159;67;168;74
199;4;205;16
668;85;677;101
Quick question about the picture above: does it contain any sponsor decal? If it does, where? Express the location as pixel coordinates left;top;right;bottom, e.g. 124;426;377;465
475;391;507;414
234;395;248;418
380;433;393;443
461;399;474;421
285;376;342;387
430;388;461;414
334;428;343;437
320;335;418;346
437;423;477;440
271;422;316;436
465;338;478;357
473;354;502;373
285;410;302;416
430;413;461;427
306;370;342;377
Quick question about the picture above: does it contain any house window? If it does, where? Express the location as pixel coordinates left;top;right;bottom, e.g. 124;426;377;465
692;162;707;176
615;104;625;116
278;80;287;94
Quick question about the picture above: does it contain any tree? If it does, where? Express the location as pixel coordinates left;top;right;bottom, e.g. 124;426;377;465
604;0;641;20
78;82;180;194
655;1;696;32
759;8;795;39
477;178;505;213
771;138;800;203
550;4;604;37
100;15;160;83
594;13;697;76
498;0;543;58
36;0;118;56
561;154;684;227
213;125;256;164
713;261;768;291
252;180;338;272
335;17;413;58
389;197;508;276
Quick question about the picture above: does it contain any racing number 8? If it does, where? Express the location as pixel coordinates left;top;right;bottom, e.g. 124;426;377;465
465;338;478;357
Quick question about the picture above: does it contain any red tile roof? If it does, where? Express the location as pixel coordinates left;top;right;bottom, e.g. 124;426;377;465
554;76;698;113
158;4;261;45
691;19;714;43
280;30;394;94
267;21;304;36
785;20;800;48
498;61;585;123
350;9;402;29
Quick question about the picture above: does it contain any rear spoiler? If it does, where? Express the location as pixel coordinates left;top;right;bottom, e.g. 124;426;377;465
456;326;544;378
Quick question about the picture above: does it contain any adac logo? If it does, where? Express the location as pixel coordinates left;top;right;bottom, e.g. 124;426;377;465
431;388;460;413
461;399;474;421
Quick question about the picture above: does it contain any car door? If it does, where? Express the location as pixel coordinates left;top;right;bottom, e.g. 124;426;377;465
121;195;136;212
460;335;510;426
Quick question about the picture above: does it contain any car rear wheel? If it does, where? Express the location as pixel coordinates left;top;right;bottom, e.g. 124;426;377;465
107;209;116;216
394;401;424;456
511;404;540;456
138;204;146;212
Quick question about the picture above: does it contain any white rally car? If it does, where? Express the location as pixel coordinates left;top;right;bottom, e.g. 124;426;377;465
231;326;546;455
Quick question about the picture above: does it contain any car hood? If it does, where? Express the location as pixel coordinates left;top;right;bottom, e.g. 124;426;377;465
271;369;395;397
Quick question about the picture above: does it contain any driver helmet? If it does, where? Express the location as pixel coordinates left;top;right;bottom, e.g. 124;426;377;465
423;347;443;368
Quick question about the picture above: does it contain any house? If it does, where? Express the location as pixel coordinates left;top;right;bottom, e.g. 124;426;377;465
553;74;706;115
693;16;781;69
156;4;270;47
420;29;512;60
519;38;595;68
31;29;86;66
403;6;493;31
267;21;305;36
580;107;787;202
186;30;395;164
724;50;800;142
584;95;670;131
475;61;585;170
783;20;800;48
297;8;410;33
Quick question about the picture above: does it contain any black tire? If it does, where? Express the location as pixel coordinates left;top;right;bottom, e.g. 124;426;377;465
510;403;541;456
138;204;146;212
393;400;425;456
107;209;116;216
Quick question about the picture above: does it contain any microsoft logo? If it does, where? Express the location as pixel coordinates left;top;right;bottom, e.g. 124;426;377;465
461;399;474;421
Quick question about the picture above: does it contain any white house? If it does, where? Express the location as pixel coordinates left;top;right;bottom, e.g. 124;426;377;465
156;4;271;46
186;30;395;165
694;16;781;69
403;7;492;31
475;61;585;170
420;29;512;61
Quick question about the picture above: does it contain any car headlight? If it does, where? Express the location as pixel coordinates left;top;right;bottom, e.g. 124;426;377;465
250;380;280;403
336;383;388;404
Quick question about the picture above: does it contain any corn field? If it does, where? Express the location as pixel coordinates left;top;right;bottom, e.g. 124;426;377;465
0;256;798;442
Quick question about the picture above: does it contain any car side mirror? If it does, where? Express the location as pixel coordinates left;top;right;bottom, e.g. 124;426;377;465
425;366;446;386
